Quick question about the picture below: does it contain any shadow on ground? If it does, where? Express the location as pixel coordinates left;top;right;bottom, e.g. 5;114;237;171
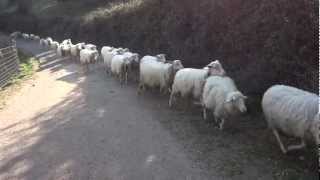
0;39;317;180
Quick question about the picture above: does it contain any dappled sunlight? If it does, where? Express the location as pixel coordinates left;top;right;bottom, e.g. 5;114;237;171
0;87;86;179
83;0;146;22
34;50;56;59
0;39;91;179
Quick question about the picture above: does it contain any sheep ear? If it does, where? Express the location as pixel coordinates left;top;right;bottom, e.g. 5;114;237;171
242;95;248;99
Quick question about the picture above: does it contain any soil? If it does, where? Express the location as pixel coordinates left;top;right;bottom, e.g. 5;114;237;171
0;39;317;180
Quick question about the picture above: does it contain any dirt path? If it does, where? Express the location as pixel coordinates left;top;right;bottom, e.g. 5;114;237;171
0;39;317;180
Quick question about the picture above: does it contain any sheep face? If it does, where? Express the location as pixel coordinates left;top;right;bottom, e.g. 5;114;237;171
77;43;85;50
207;60;226;76
92;51;99;62
225;91;247;114
131;53;140;63
172;60;184;72
156;54;166;62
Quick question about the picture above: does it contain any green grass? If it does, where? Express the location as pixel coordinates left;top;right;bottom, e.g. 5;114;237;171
0;51;38;109
7;51;38;85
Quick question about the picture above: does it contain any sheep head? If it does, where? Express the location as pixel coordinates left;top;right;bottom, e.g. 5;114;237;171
206;60;226;76
77;43;86;50
225;91;247;114
131;53;140;63
172;60;184;72
156;54;166;63
92;51;99;63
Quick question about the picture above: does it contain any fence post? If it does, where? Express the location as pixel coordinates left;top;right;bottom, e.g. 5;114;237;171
0;43;20;88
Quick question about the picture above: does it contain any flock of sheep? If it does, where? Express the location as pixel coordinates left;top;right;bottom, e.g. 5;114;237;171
11;31;319;156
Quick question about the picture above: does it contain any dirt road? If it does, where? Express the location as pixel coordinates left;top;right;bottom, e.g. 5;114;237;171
0;39;317;180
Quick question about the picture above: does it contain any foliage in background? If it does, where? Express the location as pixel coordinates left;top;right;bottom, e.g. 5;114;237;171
0;0;318;95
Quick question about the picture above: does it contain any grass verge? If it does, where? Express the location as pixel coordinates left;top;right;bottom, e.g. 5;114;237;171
0;50;39;109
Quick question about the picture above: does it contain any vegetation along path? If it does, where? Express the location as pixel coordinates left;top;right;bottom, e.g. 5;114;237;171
0;39;317;180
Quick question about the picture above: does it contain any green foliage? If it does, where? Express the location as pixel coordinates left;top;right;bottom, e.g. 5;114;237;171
7;51;38;85
1;0;318;94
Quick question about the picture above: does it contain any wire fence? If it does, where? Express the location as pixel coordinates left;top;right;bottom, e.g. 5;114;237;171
0;42;19;88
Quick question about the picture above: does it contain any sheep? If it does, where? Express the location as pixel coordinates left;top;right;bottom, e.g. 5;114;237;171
140;54;166;63
129;52;142;83
102;47;128;74
262;85;319;154
57;45;63;56
56;40;72;57
138;55;184;94
61;44;71;57
201;76;247;130
70;43;85;61
61;39;72;45
29;34;36;40
45;37;53;47
34;35;40;41
169;60;226;107
79;49;99;72
56;44;70;57
10;31;21;39
50;41;59;51
40;38;46;47
101;46;117;73
85;44;97;50
22;33;29;40
111;52;140;84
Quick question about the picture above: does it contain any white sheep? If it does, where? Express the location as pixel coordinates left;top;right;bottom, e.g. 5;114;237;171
10;31;21;39
34;35;40;41
29;34;36;40
201;76;247;130
57;44;69;57
102;47;128;74
40;38;46;47
79;49;99;72
101;46;114;70
22;33;29;40
56;39;73;57
50;41;59;51
61;39;72;45
169;60;226;107
85;43;97;50
61;44;71;57
70;43;85;61
138;55;184;94
140;54;166;63
111;52;139;84
45;37;53;47
262;85;319;154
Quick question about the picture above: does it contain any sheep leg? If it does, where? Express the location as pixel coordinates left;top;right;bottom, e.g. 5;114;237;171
202;107;207;120
272;129;287;154
219;118;225;130
125;72;128;85
137;83;144;95
287;140;306;152
169;92;175;107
